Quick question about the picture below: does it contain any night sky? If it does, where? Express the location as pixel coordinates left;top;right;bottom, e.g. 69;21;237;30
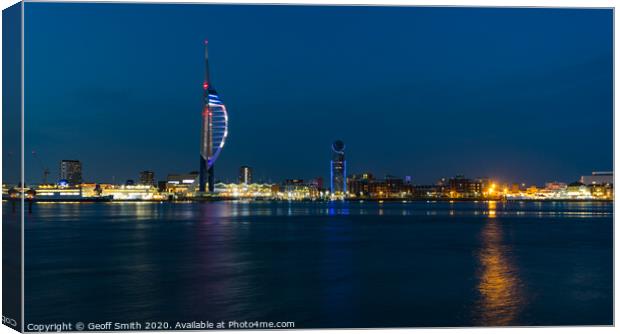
23;4;612;185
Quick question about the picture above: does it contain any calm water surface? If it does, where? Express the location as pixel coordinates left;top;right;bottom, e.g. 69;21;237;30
20;201;612;327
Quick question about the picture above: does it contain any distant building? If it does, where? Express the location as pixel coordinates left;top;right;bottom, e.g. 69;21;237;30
281;179;319;200
580;171;613;185
309;177;324;190
238;166;252;185
448;175;482;198
283;179;304;189
385;175;405;195
125;180;135;186
59;160;82;185
330;140;346;195
166;172;200;195
139;171;155;186
348;173;374;197
98;184;162;201
545;182;567;191
413;184;441;198
157;180;167;192
215;182;275;198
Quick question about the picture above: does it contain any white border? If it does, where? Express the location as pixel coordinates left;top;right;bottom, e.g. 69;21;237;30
0;1;617;334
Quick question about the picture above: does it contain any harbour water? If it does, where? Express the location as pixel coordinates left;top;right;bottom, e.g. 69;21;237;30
20;201;612;328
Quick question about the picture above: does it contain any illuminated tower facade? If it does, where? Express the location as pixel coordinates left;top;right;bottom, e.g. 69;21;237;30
59;160;82;185
239;166;252;185
330;140;346;195
199;40;229;193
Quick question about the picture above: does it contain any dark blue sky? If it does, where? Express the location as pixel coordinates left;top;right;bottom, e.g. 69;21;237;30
24;4;612;185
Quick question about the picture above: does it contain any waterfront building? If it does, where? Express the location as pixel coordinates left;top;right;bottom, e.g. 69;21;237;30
59;160;82;185
166;172;199;195
278;179;320;200
566;182;593;199
413;184;441;198
526;186;539;194
448;175;482;198
590;184;613;199
369;180;389;198
385;175;407;196
330;140;346;197
348;172;376;197
348;174;414;199
545;182;567;191
34;183;83;200
309;177;324;190
348;174;368;198
139;171;155;186
99;184;163;201
157;180;167;192
2;184;10;198
580;171;613;185
199;40;229;193
238;166;252;185
214;182;275;198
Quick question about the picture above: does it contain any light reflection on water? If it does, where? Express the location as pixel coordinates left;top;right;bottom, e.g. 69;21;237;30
212;200;611;219
474;201;524;325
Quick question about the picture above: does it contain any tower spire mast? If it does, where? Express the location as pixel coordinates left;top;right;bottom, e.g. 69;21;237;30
199;39;213;193
204;39;210;85
198;39;226;194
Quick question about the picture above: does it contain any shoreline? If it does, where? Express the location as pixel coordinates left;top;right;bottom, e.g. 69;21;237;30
3;198;614;204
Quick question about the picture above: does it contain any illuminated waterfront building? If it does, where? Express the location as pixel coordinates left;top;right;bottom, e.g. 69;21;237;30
566;181;588;193
139;170;155;186
448;175;483;198
412;184;441;198
580;171;613;185
545;182;567;191
2;184;11;198
330;140;346;196
369;180;389;198
34;183;83;200
59;160;82;185
279;179;320;200
214;182;275;198
309;177;324;190
99;184;163;201
283;179;305;192
385;175;408;196
199;40;229;193
32;183;161;201
167;172;199;195
239;166;252;185
347;175;367;197
590;184;613;199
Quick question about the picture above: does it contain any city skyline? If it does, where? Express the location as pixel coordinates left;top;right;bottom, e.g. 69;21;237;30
21;154;611;189
21;4;613;185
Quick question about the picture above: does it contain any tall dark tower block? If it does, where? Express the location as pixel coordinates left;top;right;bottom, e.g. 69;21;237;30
331;140;346;195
